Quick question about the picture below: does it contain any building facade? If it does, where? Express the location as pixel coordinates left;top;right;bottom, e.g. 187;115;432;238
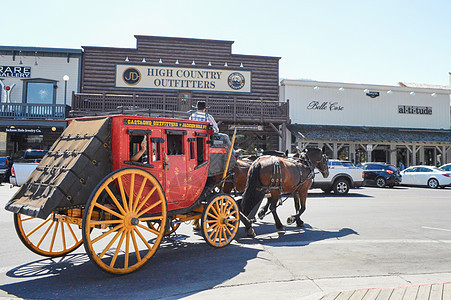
73;35;288;152
282;79;451;167
0;46;82;156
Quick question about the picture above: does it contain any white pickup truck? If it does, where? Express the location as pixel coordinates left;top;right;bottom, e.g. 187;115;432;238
311;159;364;195
9;150;48;186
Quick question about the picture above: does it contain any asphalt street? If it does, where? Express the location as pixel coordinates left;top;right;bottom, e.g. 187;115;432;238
0;183;450;299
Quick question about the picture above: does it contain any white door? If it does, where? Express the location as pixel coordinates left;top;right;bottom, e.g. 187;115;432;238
402;168;417;185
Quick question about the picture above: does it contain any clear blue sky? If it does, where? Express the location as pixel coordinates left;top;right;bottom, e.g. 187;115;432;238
4;0;451;86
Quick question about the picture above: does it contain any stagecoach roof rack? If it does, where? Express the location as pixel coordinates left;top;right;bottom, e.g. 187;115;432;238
68;108;191;119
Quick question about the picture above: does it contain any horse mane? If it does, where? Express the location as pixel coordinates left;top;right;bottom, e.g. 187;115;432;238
262;150;288;157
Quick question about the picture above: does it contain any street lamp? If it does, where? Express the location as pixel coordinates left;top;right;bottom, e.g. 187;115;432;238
63;75;69;107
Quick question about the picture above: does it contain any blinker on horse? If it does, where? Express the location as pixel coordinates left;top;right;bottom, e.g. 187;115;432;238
240;147;329;237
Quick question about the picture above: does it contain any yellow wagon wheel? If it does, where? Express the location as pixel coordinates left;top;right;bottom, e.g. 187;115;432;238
14;212;83;257
147;217;181;236
82;168;167;275
201;194;239;248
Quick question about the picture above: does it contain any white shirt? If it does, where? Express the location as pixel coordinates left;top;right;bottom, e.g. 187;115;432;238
189;110;219;133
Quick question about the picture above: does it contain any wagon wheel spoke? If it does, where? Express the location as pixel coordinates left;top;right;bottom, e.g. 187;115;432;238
110;229;127;268
135;186;157;214
133;178;148;212
94;203;124;219
91;224;124;244
83;168;167;275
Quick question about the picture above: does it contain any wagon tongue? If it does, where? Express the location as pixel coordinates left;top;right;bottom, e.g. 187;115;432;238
5;117;112;219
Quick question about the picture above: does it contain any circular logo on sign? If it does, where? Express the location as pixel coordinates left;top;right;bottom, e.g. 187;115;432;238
123;68;141;85
228;72;245;90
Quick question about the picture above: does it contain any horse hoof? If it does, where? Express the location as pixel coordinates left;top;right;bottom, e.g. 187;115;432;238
257;211;265;220
287;216;295;225
277;227;285;233
246;227;256;238
296;221;305;228
192;219;201;231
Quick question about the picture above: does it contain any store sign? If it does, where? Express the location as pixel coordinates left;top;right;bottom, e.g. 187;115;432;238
366;91;380;98
228;124;263;131
115;65;251;93
307;101;344;111
6;128;42;134
123;118;208;130
398;105;432;115
0;66;31;78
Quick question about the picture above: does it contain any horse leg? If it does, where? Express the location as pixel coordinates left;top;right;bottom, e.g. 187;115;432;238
257;198;270;220
287;186;309;228
240;211;256;238
295;187;309;227
287;192;303;227
269;193;284;232
296;192;307;227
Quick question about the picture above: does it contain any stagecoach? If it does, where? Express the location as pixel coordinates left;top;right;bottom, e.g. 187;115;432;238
5;115;240;274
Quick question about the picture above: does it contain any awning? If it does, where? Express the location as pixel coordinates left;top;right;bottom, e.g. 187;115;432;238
287;124;451;143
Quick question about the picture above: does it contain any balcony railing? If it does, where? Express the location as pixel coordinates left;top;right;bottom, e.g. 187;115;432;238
0;103;68;120
71;93;289;124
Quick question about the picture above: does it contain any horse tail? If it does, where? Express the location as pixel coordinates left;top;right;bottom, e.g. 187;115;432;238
241;162;266;216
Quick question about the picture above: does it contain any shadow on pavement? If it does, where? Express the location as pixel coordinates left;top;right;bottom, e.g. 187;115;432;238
1;239;260;299
238;222;359;247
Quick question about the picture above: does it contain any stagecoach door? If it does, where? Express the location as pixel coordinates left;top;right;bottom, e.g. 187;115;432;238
163;130;188;204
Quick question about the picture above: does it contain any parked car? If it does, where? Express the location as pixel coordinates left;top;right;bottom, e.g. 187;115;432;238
440;163;451;172
0;156;11;182
400;166;451;188
312;159;365;195
359;162;402;188
9;149;48;186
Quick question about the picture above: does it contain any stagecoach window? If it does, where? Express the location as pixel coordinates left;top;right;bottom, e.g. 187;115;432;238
189;140;195;160
197;137;205;165
129;135;148;163
167;134;184;155
152;140;161;161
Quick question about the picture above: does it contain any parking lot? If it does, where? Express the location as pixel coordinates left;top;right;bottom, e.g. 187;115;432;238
0;183;450;299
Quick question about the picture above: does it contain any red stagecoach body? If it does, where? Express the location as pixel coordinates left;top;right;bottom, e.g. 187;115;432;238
110;115;212;213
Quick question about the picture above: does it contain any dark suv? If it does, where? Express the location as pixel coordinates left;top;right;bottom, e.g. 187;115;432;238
360;162;402;188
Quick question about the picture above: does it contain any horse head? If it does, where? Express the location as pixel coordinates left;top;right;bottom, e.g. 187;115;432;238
303;147;329;178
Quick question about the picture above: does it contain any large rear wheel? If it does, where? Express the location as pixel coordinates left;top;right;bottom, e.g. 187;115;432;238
14;211;83;257
82;168;167;275
201;194;239;248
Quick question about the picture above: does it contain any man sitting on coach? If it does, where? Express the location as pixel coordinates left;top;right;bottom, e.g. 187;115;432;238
189;101;219;133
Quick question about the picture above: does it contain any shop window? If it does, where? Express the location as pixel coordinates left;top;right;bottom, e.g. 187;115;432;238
338;145;349;161
26;135;43;144
23;79;57;104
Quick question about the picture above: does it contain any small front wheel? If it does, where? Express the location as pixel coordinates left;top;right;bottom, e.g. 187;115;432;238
201;194;239;248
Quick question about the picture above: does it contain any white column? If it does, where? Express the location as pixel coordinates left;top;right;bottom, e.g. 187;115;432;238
390;144;397;166
419;145;425;165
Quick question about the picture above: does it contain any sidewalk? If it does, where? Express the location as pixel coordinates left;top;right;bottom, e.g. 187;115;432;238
321;282;451;300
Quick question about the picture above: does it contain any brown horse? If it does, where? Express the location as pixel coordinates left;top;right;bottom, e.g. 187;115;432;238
240;147;329;236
